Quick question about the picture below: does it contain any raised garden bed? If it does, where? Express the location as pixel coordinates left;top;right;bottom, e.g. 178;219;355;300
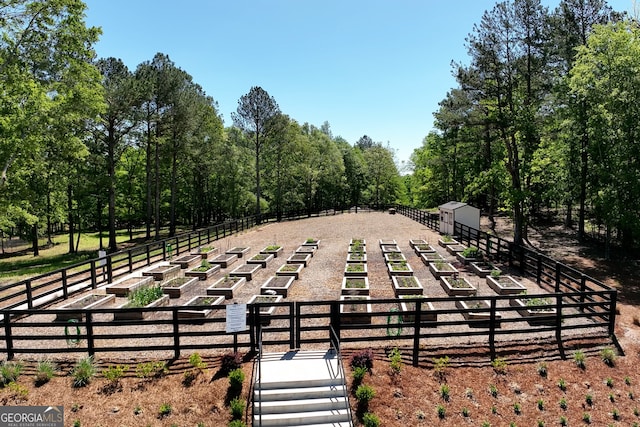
339;295;371;324
169;254;201;269
106;276;154;297
378;239;397;247
55;293;115;321
190;246;219;260
455;299;501;327
420;252;445;264
206;276;246;299
184;262;221;281
287;252;312;267
276;263;303;280
341;276;370;296
510;295;557;325
413;243;436;255
392;276;423;296
409;239;427;249
226;246;250;259
486;275;526;295
141;264;180;282
229;263;262;281
428;261;459;279
384;252;406;262
440;276;477;296
247;294;283;325
349;238;366;247
301;238;320;248
380;244;401;254
260;276;295;297
446;244;467;255
295;245;316;257
114;290;169;321
160;276;198;298
470;261;501;278
210;253;238;268
344;262;367;277
438;236;459;247
346;252;367;263
178;295;225;320
456;246;482;265
260;245;283;258
399;295;436;324
386;261;414;277
246;253;275;268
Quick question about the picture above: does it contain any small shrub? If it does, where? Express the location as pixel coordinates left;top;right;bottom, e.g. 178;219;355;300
559;415;567;425
133;406;142;415
582;412;591;423
135;361;167;379
436;404;446;419
102;365;128;385
73;420;81;427
606;377;614;387
228;421;246;427
537;421;545;427
634;407;639;416
489;384;498;397
362;412;380;427
585;394;593;405
462;407;469;417
537;362;547;377
72;356;96;387
228;368;245;391
465;387;474;399
481;422;491;427
609;393;615;402
7;381;29;400
625;376;631;385
513;402;521;414
34;360;56;385
350;348;374;372
183;369;198;386
537;398;545;410
189;352;207;370
388;347;402;374
433;356;450;381
612;408;619;420
0;361;24;385
220;352;242;374
557;378;566;391
491;405;497;414
355;384;376;404
491;357;507;374
559;397;567;409
352;366;367;384
600;347;616;366
229;397;245;419
158;403;172;418
440;383;450;401
573;350;586;369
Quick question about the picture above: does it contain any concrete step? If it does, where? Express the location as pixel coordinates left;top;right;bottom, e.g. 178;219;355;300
253;409;351;427
256;396;349;415
255;384;347;401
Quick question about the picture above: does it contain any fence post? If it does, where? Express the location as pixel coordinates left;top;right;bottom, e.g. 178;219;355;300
146;245;151;265
489;298;497;360
555;294;563;346
295;303;302;349
172;308;180;359
412;300;422;367
128;250;133;273
608;291;617;337
106;256;113;284
555;263;561;293
85;311;95;358
61;269;68;300
25;280;33;309
536;255;542;284
289;302;295;349
90;260;97;289
3;311;14;360
330;301;341;343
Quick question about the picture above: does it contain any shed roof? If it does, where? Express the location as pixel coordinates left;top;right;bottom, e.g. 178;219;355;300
439;201;468;210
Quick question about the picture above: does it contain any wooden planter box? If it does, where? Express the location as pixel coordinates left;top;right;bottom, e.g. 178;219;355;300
190;246;219;260
414;243;436;256
210;253;238;268
344;262;367;277
341;276;370;296
260;245;283;258
399;296;436;324
349;238;366;247
185;264;221;281
178;295;225;319
295;245;316;257
142;264;180;282
387;261;413;277
456;252;481;265
56;293;115;321
339;295;372;324
440;276;477;296
384;252;406;262
226;247;250;259
455;299;501;327
161;276;199;298
486;275;526;295
276;263;303;280
446;244;467;255
169;254;201;269
260;276;295;297
380;244;401;254
287;252;312;267
206;276;246;299
428;262;459;279
420;252;445;265
510;298;557;325
247;294;283;325
392;276;423;296
378;239;397;247
470;262;501;278
301;239;320;248
438;237;459;247
346;252;367;263
409;239;427;249
114;294;169;321
246;253;275;268
229;263;262;281
106;276;154;297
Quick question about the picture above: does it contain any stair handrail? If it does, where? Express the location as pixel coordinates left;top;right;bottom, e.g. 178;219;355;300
329;324;354;425
256;324;264;427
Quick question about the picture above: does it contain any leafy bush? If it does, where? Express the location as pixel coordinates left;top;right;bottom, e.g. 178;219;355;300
433;356;450;381
1;360;24;385
461;246;480;258
135;361;167;379
34;360;56;385
537;362;547;377
229;397;245;419
228;421;246;427
350;348;374;372
126;285;164;308
355;384;376;404
362;412;380;427
102;365;128;385
220;352;242;374
158;403;172;418
352;366;367;384
440;384;450;401
436;404;446;419
388;347;402;374
600;347;616;366
72;356;96;387
573;350;586;369
491;357;507;374
189;352;207;370
228;368;245;391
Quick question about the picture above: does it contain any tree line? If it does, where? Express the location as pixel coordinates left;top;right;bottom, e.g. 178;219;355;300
0;0;404;255
407;0;638;254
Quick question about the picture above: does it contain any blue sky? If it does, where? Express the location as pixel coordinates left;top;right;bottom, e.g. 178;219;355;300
83;0;633;167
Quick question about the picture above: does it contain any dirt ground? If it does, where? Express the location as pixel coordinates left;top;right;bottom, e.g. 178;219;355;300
1;212;639;427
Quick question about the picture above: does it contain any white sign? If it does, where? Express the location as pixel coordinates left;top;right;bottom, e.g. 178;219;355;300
98;250;107;267
226;303;247;333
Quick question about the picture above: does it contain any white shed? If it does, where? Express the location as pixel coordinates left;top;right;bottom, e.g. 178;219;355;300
438;201;480;236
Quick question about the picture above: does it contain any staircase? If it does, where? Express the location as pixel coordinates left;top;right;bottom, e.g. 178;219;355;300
253;350;352;427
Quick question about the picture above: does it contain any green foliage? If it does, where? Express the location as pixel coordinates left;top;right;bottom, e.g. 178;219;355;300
352;366;367;384
228;421;246;427
559;415;567;425
228;368;245;391
559;397;567;410
362;412;380;427
229;397;245;419
462;407;469;417
355;384;376;403
7;381;29;400
582;412;591;423
606;377;614;387
126;285;164;308
439;384;450;401
72;356;96;387
135;361;167;379
557;378;566;391
158;403;172;418
573;350;586;369
537;362;547;377
433;356;450;381
489;384;498;397
102;365;128;385
461;246;480;258
513;402;521;414
388;347;402;374
436;403;446;419
600;347;616;366
537;398;545;410
491;357;507;374
189;352;207;370
0;361;24;385
585;394;593;405
34;360;56;385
